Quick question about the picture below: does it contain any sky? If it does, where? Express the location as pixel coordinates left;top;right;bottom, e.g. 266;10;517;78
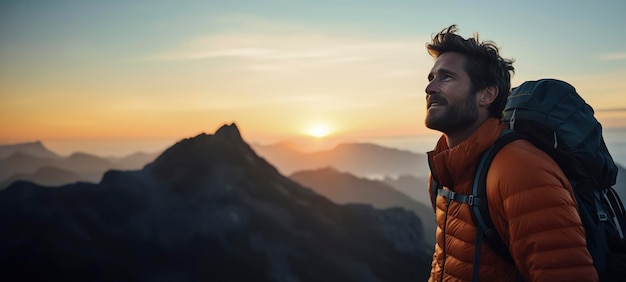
1;0;625;157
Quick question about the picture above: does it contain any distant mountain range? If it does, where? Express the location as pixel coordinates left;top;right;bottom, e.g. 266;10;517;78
0;124;432;281
0;136;436;206
289;167;436;246
0;142;160;188
0;140;60;159
251;141;430;178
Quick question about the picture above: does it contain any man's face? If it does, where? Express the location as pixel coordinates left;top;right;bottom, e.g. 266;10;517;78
424;52;479;134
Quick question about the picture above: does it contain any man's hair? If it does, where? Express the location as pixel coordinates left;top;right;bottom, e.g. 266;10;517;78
426;25;515;119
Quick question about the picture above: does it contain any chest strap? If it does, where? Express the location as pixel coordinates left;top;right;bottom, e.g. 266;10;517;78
437;188;482;206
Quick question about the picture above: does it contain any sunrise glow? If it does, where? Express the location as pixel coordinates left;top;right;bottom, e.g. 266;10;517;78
0;2;624;157
305;125;332;138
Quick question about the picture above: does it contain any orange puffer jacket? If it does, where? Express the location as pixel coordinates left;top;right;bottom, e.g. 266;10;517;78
427;118;598;282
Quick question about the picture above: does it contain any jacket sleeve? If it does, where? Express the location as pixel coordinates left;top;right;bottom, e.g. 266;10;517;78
429;245;439;281
487;141;599;282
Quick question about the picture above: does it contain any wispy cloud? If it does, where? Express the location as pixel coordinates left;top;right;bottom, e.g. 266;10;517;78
143;31;424;73
599;52;626;61
131;16;432;112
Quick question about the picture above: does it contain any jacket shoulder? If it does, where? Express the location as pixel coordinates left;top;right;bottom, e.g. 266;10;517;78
489;139;569;194
485;139;597;281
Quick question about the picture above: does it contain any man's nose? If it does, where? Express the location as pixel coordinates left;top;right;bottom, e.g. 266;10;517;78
425;80;437;96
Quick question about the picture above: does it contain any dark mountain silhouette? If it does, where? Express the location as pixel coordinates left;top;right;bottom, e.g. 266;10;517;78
0;140;60;159
0;123;432;282
289;167;436;246
252;141;429;179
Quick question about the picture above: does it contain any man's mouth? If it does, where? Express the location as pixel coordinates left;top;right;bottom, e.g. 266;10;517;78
427;99;446;109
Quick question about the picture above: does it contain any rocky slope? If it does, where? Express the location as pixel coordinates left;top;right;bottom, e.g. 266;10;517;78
0;124;431;282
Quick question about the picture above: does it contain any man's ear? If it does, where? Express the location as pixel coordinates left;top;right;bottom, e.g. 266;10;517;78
478;85;499;106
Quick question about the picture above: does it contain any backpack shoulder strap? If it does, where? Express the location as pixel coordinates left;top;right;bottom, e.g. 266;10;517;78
430;178;440;212
471;129;525;265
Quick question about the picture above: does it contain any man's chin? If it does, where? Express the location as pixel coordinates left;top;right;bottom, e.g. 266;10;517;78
425;116;453;132
425;112;442;127
425;118;441;131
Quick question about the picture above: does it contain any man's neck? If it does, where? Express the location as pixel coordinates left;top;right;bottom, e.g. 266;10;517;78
444;117;489;148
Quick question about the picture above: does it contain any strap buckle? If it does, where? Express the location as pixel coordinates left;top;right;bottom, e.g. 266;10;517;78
437;188;480;206
468;195;475;205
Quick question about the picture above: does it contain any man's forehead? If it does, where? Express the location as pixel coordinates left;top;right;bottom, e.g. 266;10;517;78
434;52;465;65
430;52;466;72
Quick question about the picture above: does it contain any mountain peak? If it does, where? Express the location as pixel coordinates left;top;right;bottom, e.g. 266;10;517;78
0;140;60;159
146;123;270;194
215;123;241;138
205;123;246;146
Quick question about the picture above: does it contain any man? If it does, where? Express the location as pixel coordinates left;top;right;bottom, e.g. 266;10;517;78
425;25;598;281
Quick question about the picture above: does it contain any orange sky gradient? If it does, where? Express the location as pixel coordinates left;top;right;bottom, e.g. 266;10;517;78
1;1;625;156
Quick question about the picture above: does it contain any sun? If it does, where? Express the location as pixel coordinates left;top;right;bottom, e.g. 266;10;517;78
305;125;332;138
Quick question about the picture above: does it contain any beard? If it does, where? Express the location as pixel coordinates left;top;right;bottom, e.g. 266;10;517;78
425;90;479;134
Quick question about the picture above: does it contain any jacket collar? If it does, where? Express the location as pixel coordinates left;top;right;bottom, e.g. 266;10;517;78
427;118;507;191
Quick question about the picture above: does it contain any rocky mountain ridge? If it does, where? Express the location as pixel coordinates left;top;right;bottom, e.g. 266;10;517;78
0;124;432;282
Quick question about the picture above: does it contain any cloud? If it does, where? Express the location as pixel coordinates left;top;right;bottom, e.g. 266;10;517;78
144;47;272;61
144;31;425;74
599;52;626;61
131;16;432;113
